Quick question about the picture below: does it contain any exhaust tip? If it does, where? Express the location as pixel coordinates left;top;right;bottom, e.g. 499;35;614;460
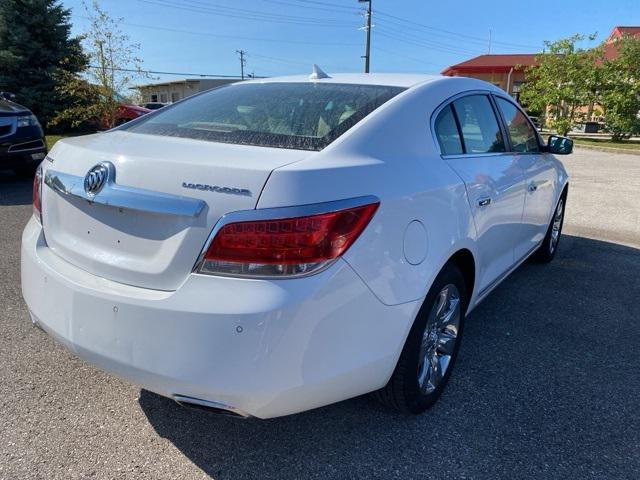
173;394;250;418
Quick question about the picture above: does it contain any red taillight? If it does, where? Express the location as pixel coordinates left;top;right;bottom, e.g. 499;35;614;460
32;167;42;222
198;201;379;277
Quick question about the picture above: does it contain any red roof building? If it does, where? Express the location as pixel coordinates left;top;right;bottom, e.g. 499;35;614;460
441;26;639;100
441;54;539;100
603;26;640;61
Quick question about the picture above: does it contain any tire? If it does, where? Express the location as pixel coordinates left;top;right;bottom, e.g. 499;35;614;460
374;263;468;414
532;191;566;263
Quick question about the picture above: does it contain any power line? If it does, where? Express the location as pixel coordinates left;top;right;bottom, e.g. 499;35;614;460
249;53;351;72
72;15;360;46
376;29;484;57
375;9;541;50
280;0;360;11
376;25;484;55
372;46;440;69
88;65;248;78
134;0;358;27
259;0;360;15
180;0;352;24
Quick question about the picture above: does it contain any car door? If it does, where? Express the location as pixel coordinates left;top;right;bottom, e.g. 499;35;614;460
436;93;526;293
494;96;557;261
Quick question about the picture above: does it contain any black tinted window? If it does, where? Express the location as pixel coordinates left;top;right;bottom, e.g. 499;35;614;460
127;82;405;151
452;95;505;154
434;105;463;155
495;97;540;153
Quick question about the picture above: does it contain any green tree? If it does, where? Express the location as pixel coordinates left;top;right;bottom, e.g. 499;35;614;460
0;0;86;129
599;35;640;141
519;35;604;136
53;1;149;129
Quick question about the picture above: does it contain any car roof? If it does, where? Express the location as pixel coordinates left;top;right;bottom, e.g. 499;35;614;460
244;73;443;88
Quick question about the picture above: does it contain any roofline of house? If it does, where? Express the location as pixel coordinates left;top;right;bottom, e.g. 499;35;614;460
441;61;540;75
131;78;243;89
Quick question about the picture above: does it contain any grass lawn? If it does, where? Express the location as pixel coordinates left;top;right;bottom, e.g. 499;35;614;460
573;138;640;151
45;135;67;150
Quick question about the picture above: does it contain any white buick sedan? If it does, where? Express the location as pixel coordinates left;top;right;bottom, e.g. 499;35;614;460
22;72;571;418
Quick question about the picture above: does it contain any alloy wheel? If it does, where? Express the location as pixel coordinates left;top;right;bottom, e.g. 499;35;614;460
417;284;461;395
550;198;564;253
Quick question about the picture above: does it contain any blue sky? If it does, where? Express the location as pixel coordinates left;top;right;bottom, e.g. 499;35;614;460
62;0;639;83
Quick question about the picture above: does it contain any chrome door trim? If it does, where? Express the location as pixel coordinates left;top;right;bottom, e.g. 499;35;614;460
476;242;539;300
44;168;206;218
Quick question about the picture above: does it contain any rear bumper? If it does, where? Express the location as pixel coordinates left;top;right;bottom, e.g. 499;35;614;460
21;218;418;418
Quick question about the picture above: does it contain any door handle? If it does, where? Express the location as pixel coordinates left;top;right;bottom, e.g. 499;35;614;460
478;197;492;207
528;182;538;192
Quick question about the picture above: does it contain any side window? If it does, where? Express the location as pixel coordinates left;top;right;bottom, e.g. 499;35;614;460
434;105;463;155
495;97;540;153
452;95;505;154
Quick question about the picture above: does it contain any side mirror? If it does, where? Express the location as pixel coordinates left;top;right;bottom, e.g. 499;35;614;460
547;135;573;155
0;92;16;100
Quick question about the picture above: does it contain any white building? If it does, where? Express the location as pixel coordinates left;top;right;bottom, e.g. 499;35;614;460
133;78;241;104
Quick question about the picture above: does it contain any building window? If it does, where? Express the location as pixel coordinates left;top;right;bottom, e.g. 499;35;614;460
512;81;524;102
171;92;180;103
150;94;158;102
160;93;168;103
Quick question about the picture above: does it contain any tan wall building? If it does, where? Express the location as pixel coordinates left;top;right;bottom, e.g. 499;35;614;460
133;78;240;104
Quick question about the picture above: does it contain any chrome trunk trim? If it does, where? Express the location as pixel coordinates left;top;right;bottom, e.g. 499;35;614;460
44;167;206;218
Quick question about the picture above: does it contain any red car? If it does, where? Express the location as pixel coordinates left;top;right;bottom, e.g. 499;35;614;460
116;103;151;125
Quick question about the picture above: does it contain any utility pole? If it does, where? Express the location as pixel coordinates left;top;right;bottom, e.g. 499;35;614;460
359;0;372;73
488;29;492;54
236;49;246;80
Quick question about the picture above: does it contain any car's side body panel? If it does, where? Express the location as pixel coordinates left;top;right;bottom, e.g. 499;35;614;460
257;78;486;307
517;153;561;259
444;152;526;293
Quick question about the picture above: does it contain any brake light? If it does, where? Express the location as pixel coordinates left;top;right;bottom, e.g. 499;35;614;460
32;166;43;223
198;201;379;277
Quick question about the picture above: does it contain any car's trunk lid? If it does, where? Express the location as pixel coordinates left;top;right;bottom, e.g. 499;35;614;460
42;131;308;290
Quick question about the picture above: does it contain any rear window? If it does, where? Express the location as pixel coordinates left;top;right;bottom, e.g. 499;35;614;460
126;82;405;151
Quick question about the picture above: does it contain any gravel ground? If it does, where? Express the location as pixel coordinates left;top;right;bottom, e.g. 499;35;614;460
1;148;639;479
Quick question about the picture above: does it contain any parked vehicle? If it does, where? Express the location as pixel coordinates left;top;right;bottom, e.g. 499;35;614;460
0;95;47;177
22;72;572;418
115;103;151;125
142;102;168;110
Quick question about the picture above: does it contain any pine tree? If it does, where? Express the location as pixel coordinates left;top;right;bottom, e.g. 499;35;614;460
0;0;86;130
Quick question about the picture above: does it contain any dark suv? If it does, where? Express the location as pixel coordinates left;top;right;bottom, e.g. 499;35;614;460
0;94;47;176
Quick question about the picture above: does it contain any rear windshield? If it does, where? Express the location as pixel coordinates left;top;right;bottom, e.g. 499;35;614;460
126;82;405;151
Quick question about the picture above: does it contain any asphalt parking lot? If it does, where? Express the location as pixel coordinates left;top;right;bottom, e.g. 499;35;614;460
1;148;639;480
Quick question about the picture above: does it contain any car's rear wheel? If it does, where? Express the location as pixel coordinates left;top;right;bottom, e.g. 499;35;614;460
374;263;467;413
533;192;566;263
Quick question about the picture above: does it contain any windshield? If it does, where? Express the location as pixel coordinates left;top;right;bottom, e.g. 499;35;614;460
125;82;405;150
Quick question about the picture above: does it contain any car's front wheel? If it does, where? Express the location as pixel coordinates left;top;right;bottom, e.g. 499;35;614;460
533;192;566;263
374;263;468;413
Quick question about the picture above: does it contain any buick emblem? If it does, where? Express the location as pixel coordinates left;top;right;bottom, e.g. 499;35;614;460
84;163;110;196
